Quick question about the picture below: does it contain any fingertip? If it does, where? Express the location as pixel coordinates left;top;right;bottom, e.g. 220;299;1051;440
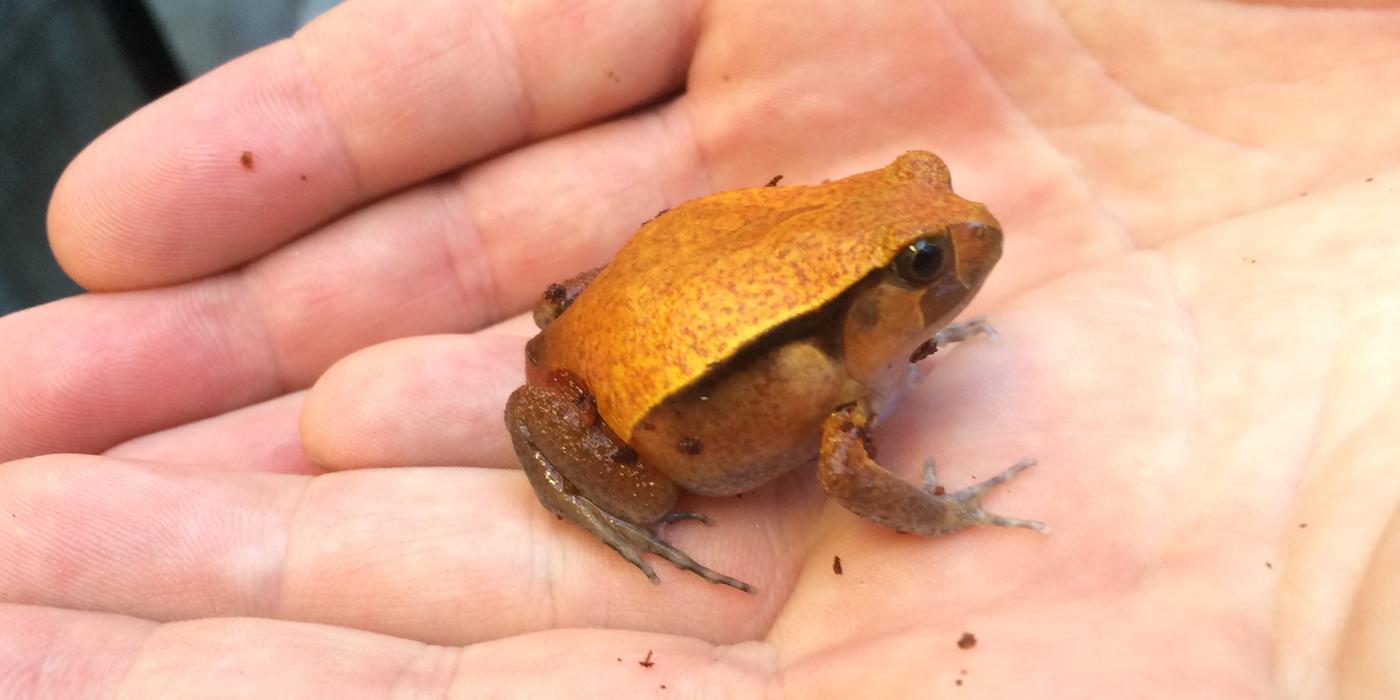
299;334;523;472
44;42;356;291
47;146;134;292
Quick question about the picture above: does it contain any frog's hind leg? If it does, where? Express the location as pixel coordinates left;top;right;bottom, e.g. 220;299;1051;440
818;398;1046;536
531;266;603;329
504;382;754;592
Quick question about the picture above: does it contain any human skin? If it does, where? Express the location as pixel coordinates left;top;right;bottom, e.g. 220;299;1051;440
2;0;1398;697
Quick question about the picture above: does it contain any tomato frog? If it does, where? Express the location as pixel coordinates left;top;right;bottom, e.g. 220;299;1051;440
504;151;1043;593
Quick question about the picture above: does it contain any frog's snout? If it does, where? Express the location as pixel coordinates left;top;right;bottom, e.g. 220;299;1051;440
952;217;1002;287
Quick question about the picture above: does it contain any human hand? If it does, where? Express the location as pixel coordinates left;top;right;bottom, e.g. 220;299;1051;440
3;1;1398;696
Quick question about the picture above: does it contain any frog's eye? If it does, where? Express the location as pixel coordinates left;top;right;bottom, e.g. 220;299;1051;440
892;237;946;285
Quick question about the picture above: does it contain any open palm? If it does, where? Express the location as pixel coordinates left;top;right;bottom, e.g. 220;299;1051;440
3;1;1397;697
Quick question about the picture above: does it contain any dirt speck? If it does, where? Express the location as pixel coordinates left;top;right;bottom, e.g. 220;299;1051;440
639;650;654;668
909;338;937;363
239;151;254;170
957;632;977;649
833;555;843;575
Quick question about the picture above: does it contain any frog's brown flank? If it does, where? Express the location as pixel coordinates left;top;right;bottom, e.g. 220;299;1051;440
957;632;977;649
239;151;254;170
639;650;655;668
832;555;843;575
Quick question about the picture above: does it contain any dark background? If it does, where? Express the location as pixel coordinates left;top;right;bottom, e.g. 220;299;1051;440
0;0;338;315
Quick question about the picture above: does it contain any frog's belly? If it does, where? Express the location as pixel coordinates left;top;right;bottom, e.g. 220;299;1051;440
627;339;857;496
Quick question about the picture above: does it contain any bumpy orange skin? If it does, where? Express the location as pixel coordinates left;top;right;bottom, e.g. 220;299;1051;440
531;151;998;441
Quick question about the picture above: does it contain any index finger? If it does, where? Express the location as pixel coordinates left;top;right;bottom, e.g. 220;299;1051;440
48;0;699;291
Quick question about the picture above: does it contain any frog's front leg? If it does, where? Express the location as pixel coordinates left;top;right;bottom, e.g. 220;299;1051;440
932;316;998;347
817;399;1045;535
504;375;754;592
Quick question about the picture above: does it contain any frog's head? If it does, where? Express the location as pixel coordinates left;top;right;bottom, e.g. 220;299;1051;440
838;152;1003;386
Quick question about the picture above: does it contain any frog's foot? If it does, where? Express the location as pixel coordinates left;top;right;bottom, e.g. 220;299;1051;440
507;383;754;592
932;316;998;348
600;506;753;592
819;399;1046;536
921;457;1047;532
516;439;753;592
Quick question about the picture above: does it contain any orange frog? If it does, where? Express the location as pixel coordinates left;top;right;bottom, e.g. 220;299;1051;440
505;151;1043;592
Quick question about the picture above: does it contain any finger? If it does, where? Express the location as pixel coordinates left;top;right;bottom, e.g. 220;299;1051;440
0;454;815;645
2;107;704;461
1;604;155;695
301;334;523;471
100;320;539;472
106;392;316;475
0;605;769;697
0;284;279;462
49;0;701;290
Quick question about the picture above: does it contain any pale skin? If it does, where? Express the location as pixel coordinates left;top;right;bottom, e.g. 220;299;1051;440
1;0;1397;697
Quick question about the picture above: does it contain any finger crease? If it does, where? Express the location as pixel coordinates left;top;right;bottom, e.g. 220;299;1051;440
286;33;370;198
481;0;539;141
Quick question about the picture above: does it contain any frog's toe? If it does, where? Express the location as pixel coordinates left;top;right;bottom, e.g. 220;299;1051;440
661;511;714;526
956;457;1036;499
920;457;939;493
932;316;999;347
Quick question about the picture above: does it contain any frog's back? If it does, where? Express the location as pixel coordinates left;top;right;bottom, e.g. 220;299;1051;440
538;151;961;439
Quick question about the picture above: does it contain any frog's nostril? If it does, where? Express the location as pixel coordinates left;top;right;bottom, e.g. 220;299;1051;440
965;222;997;241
